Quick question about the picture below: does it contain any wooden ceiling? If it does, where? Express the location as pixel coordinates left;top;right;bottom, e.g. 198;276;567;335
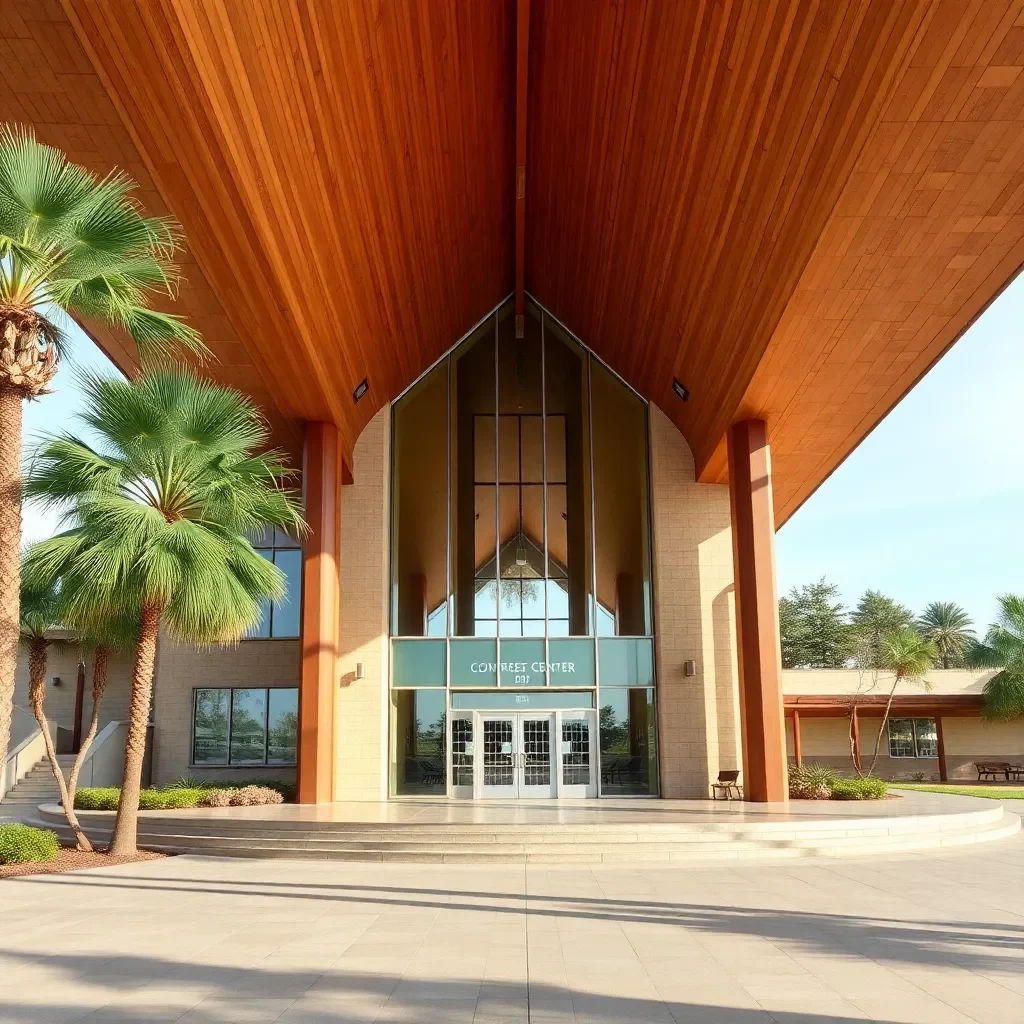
4;1;1024;523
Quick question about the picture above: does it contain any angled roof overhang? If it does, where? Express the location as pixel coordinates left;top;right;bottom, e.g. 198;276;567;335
8;1;1024;524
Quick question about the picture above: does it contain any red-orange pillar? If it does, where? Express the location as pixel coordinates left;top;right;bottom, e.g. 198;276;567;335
297;422;341;804
728;420;787;803
791;710;802;768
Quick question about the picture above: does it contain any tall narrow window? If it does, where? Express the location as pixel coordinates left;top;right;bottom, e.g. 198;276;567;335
246;529;302;638
391;361;449;636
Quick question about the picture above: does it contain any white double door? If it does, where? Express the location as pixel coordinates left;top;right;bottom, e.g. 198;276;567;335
452;710;597;799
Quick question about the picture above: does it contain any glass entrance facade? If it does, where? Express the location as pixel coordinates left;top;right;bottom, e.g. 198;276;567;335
389;297;658;797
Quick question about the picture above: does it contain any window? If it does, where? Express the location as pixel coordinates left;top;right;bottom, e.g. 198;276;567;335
246;528;302;638
191;687;298;766
887;718;938;758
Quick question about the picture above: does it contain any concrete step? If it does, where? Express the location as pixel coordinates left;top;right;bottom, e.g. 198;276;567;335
31;806;1020;864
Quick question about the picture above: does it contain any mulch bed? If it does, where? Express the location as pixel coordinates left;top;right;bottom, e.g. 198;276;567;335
0;847;166;879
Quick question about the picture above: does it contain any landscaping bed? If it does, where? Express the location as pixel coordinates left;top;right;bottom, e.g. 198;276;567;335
789;763;889;801
0;848;165;879
75;778;291;811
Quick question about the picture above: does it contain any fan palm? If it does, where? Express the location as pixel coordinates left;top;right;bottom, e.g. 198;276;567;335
866;627;935;775
917;601;974;669
967;595;1024;721
19;565;93;850
24;367;304;856
0;125;205;773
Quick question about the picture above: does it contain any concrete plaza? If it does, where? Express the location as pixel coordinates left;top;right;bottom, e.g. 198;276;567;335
2;817;1023;1024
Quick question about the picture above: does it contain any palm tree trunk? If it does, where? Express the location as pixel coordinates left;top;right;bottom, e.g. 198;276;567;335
867;672;904;776
66;646;110;812
27;638;93;852
0;387;22;772
109;604;161;858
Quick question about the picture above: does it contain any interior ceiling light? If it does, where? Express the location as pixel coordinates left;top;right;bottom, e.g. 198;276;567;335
515;533;527;566
353;378;369;403
672;378;690;402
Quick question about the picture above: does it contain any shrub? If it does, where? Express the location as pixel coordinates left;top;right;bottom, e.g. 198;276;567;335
788;762;841;800
203;789;233;807
168;777;295;801
831;777;888;801
229;785;285;807
0;823;60;864
75;788;121;811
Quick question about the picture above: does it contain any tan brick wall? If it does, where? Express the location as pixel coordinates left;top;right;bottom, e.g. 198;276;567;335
787;715;1024;782
334;406;390;800
150;638;300;786
649;403;741;798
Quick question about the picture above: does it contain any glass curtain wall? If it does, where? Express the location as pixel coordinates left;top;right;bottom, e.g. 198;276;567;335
390;297;658;796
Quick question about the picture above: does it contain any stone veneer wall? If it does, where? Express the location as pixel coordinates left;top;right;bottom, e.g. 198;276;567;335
150;639;300;787
648;403;742;798
334;406;390;799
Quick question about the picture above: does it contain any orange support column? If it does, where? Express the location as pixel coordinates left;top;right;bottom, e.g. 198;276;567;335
728;420;787;803
791;710;802;769
297;422;342;804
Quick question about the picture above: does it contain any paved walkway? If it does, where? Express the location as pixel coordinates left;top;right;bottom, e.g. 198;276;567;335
3;831;1024;1024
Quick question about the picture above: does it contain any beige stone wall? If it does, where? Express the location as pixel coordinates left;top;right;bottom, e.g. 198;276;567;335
334;406;390;800
787;715;1024;782
150;638;300;787
14;643;134;744
648;403;741;798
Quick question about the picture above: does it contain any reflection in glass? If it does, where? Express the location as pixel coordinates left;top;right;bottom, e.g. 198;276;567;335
192;689;229;764
267;689;299;764
392;689;447;795
599;688;658;795
392;361;448;636
592;360;652;636
230;688;267;765
453;316;498;635
272;549;302;638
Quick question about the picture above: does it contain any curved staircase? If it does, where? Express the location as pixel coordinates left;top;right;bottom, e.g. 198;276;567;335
33;799;1020;864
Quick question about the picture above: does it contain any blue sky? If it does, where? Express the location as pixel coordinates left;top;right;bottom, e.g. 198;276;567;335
21;274;1023;637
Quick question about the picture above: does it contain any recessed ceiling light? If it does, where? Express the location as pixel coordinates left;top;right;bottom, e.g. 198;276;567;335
672;378;689;402
353;378;369;403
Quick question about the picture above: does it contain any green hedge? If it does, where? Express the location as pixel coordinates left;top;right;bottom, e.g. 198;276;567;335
0;823;60;864
831;777;888;801
76;787;209;810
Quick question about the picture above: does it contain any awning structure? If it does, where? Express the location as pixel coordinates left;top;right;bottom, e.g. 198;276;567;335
6;1;1024;524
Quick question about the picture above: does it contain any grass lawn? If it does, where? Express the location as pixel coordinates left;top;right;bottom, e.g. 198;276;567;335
891;783;1024;800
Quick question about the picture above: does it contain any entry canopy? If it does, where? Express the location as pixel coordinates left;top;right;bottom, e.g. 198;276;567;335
15;2;1024;522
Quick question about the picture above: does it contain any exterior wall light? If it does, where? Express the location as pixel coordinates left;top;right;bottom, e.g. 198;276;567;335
353;378;369;402
672;379;689;402
683;660;696;677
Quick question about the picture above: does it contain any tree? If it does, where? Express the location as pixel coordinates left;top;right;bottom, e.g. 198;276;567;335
865;627;935;776
851;590;915;670
0;125;205;773
778;578;853;668
18;565;93;850
24;367;303;856
63;613;139;815
917;601;974;669
967;595;1024;721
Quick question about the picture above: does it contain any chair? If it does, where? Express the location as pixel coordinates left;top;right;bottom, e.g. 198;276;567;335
711;769;742;800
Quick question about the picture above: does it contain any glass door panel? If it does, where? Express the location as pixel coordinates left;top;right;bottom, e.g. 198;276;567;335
481;716;518;798
450;714;474;797
518;715;556;798
559;710;597;797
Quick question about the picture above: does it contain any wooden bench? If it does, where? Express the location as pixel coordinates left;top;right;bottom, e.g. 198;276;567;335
974;761;1012;781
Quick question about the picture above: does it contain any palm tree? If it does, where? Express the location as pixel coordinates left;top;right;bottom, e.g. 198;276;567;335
18;566;93;850
866;627;936;775
0;125;205;774
24;367;304;856
917;601;974;669
967;595;1024;721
